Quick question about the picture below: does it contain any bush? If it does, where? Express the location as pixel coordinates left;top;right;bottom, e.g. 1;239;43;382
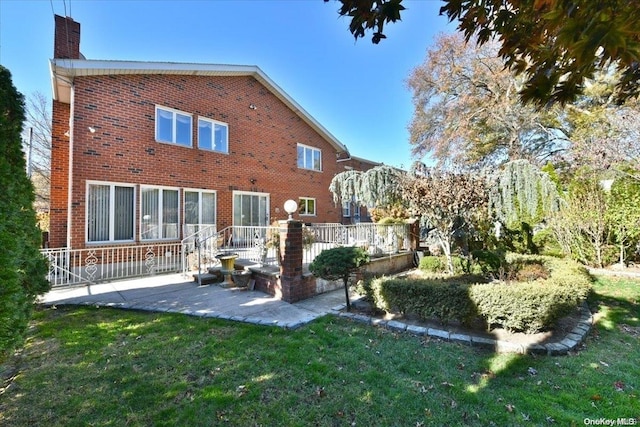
366;255;592;333
368;274;489;326
470;250;505;274
309;246;369;310
419;256;447;273
420;252;503;276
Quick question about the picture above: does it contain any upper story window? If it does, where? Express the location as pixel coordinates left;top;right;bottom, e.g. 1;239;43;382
297;144;322;171
86;182;135;243
198;118;228;153
155;105;192;147
298;197;316;216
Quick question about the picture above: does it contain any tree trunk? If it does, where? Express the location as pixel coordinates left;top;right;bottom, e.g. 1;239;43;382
343;275;351;311
437;234;454;275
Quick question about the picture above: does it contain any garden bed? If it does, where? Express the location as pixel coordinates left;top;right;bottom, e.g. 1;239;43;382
346;289;585;348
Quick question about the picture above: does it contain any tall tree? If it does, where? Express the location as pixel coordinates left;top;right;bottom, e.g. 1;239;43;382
328;0;640;106
565;76;640;181
406;33;566;169
548;169;609;267
401;168;487;274
606;175;640;267
22;91;52;213
0;66;50;361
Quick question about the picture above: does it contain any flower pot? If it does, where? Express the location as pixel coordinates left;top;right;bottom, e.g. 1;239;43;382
231;270;252;288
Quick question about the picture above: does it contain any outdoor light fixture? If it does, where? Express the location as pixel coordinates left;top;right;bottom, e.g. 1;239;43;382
88;126;96;133
249;104;257;110
284;199;298;221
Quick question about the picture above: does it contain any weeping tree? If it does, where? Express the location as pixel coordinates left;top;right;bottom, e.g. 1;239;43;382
488;160;561;253
329;165;405;216
402;168;487;274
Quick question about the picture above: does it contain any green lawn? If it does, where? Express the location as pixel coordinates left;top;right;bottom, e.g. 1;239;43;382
1;275;638;426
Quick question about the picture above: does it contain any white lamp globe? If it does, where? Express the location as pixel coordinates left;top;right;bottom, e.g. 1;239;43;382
283;199;298;220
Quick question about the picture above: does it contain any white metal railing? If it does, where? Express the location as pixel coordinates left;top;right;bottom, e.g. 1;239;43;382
181;225;282;279
303;223;410;263
43;223;410;288
42;243;183;287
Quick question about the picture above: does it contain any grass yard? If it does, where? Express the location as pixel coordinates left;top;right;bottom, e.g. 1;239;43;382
1;275;638;427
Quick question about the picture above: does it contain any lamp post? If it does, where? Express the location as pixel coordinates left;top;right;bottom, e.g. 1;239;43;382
283;199;298;221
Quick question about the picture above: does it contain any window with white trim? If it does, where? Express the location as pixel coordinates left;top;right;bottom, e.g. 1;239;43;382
184;190;217;234
298;197;316;216
198;118;228;153
141;186;180;240
86;182;135;243
297;144;322;171
155;105;192;147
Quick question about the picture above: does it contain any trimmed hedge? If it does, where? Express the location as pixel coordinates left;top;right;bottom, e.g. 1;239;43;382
367;255;592;333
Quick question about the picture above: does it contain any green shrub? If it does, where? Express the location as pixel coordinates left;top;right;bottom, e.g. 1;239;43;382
419;256;446;273
368;255;592;334
471;256;592;333
369;275;487;326
309;246;369;310
470;250;505;274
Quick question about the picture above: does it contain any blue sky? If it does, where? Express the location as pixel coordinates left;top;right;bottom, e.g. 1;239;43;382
1;0;455;168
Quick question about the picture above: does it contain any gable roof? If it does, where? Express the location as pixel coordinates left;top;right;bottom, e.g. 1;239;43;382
50;59;349;154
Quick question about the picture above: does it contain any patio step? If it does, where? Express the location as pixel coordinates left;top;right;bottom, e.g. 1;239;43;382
193;272;222;285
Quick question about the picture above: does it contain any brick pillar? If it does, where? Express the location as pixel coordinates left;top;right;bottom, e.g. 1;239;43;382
278;220;303;303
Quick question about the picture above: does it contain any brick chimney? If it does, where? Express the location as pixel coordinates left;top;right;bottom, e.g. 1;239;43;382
54;15;81;59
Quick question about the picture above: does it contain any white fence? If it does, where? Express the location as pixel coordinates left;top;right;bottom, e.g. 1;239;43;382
42;243;183;287
304;223;410;263
42;223;410;287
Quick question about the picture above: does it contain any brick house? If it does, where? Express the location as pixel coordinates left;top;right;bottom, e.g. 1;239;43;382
49;15;379;251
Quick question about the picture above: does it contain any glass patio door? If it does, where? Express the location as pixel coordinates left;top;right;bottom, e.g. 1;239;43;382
232;191;269;244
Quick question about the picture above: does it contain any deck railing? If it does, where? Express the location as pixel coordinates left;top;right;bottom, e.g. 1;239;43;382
42;243;184;287
303;223;410;264
42;223;410;287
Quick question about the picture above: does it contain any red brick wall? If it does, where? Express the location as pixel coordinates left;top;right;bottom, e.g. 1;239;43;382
49;100;71;248
51;73;352;248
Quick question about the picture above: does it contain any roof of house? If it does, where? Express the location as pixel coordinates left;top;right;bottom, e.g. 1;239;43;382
50;59;349;153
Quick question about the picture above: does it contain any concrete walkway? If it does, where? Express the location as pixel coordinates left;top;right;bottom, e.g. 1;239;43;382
39;274;353;329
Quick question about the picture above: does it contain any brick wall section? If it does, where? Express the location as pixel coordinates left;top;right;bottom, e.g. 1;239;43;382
49;100;71;248
50;15;377;250
51;72;351;248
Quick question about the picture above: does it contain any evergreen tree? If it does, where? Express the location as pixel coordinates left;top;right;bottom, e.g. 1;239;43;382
0;66;49;361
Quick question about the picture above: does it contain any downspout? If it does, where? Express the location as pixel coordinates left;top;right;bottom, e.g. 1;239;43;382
66;84;75;249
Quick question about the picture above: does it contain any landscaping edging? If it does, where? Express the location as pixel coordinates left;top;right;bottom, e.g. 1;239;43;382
335;302;593;355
